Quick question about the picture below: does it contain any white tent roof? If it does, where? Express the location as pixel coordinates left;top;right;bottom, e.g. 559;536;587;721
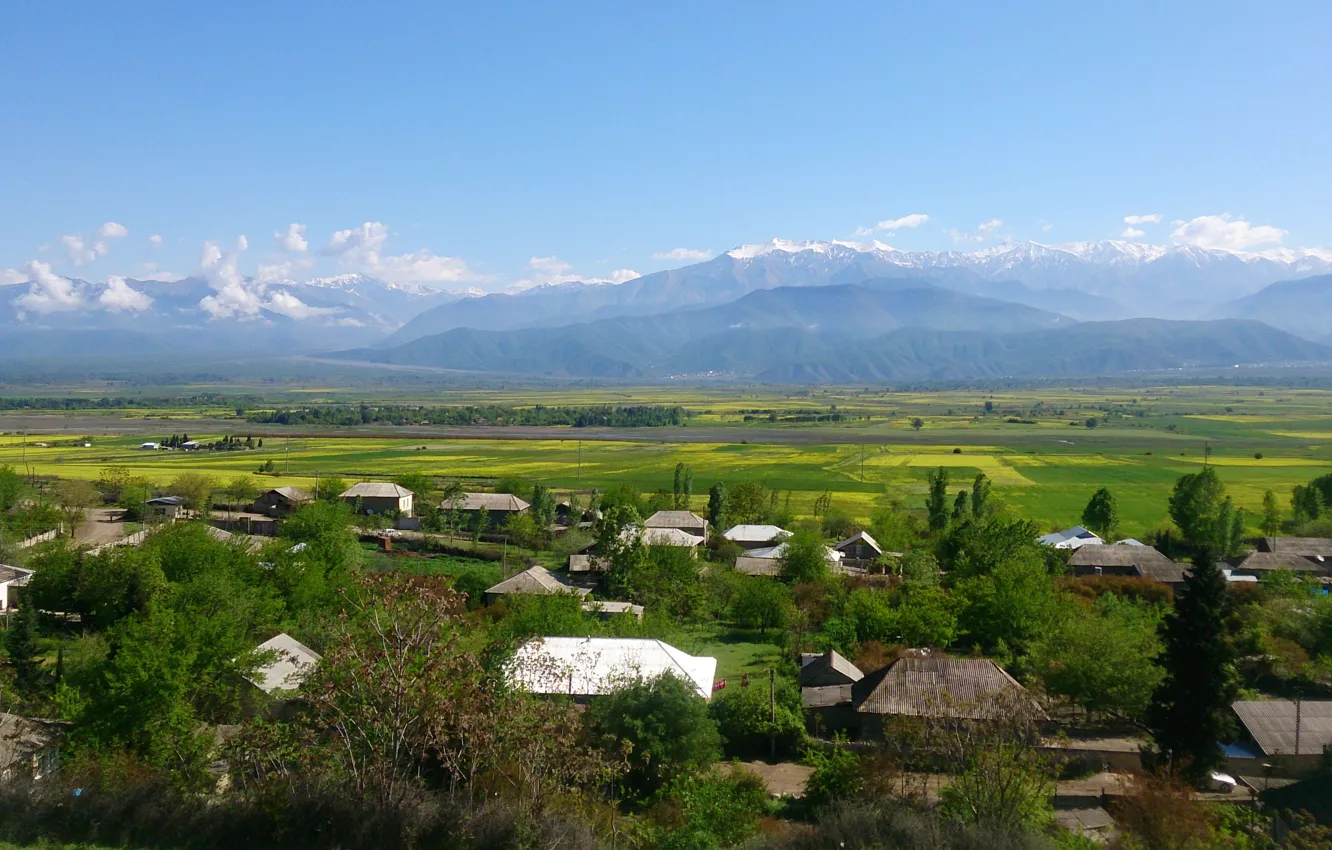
246;633;321;694
507;636;717;700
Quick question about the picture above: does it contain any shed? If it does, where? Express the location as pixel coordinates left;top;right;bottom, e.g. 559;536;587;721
799;650;864;688
568;553;610;573
252;486;312;517
246;633;321;695
582;600;645;621
1228;700;1332;777
146;495;185;519
484;565;591;604
0;565;33;610
644;510;708;538
507;636;717;700
340;482;414;517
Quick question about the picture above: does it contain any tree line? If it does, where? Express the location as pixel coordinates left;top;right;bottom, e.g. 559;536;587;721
246;403;690;428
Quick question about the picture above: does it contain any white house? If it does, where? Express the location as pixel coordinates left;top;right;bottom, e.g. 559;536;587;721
1036;525;1104;550
507;636;718;700
0;565;34;610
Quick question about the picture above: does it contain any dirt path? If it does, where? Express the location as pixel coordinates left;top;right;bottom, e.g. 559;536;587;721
74;506;127;545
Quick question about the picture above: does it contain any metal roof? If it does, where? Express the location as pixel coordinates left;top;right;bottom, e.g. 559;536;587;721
486;565;590;598
267;486;312;502
1259;537;1332;557
798;650;864;686
340;482;413;499
0;565;33;585
1236;552;1328;573
1233;700;1332;756
735;557;782;576
854;657;1038;720
644;510;707;529
443;492;531;512
834;530;883;555
641;527;704;547
247;633;321;694
802;684;854;708
1069;543;1175;569
507;637;717;700
1037;526;1103;549
723;524;791;543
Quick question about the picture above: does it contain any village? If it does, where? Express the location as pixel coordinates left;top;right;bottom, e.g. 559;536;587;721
3;455;1332;849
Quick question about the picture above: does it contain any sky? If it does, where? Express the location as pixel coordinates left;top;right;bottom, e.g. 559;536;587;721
2;1;1330;292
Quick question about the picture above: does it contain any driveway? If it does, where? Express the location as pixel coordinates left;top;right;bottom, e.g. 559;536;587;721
74;507;127;545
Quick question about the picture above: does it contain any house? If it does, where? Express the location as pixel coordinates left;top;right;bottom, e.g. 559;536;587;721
581;600;645;621
146;495;186;519
484;565;591;604
506;636;718;701
246;633;321;695
252;486;312;518
1231;551;1331;580
0;713;65;782
181;440;202;451
834;530;883;563
556;501;599;527
1261;773;1332;828
734;540;844;576
1037;526;1103;549
640;527;705;549
1068;543;1177;578
799;650;864;688
723;524;791;550
0;565;33;610
441;492;530;528
340;482;414;517
1258;537;1332;557
1226;699;1332;778
644;510;708;538
568;553;609;573
138;442;159;450
806;657;1041;738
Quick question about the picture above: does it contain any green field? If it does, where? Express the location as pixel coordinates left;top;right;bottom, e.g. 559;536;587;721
4;383;1332;537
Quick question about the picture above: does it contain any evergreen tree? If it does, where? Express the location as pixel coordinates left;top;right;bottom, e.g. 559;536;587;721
1146;553;1237;783
707;483;727;530
6;601;41;691
1291;484;1322;525
1081;487;1119;538
1260;490;1282;537
926;467;950;532
952;489;971;524
970;472;992;519
672;463;694;510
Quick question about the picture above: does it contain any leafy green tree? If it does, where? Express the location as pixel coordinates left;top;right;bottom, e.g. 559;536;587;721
779;527;829;584
653;769;769;850
1167;467;1235;554
1025;594;1165;720
55;477;101;532
951;489;970;524
706;482;727;530
899;549;941;586
471;506;489;542
869;501;919;553
1081;487;1119;538
926;467;950;532
709;677;805;757
1261;489;1282;537
1147;555;1238;783
529;483;556;532
729;577;791;634
619;545;708;621
585;673;720;800
970;472;992;519
672;463;694;510
394;472;434;502
224;475;258;510
891;584;959;648
0;464;25;512
803;736;862;809
503;511;539;548
727;481;770;525
5;601;42;692
167;472;216;513
938;741;1053;830
955;555;1059;657
316;475;345;503
1292;483;1323;525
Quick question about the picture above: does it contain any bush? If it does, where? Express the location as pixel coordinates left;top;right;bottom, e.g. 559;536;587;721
709;676;806;758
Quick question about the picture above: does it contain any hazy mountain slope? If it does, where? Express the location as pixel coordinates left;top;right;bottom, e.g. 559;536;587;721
1208;275;1332;342
757;319;1332;382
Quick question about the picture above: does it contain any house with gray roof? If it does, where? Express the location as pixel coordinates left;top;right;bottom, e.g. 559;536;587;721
441;492;530;529
252;486;312;517
834;530;883;562
484;565;591;605
0;565;33;610
1068;543;1189;587
340;482;414;517
1228;699;1332;777
644;510;708;538
723;524;791;550
1258;537;1332;557
799;650;864;688
1232;551;1331;579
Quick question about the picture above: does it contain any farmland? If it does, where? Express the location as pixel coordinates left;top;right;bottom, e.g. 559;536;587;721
3;382;1332;537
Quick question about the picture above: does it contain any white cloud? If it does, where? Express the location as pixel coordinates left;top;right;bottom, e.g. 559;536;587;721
322;221;480;283
1170;214;1286;251
235;234;249;252
652;247;711;261
198;240;266;319
275;223;308;253
855;213;930;238
508;256;637;290
0;268;27;286
1123;214;1162;226
135;263;184;283
255;258;315;283
13;261;83;314
947;218;1004;245
1040;222;1053;233
98;275;153;313
98;221;129;239
148;234;163;247
265;289;333;320
61;234;107;266
529;256;573;277
1122;227;1146;239
609;269;640;284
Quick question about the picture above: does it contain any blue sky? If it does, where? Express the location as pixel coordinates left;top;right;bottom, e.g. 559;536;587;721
2;1;1329;290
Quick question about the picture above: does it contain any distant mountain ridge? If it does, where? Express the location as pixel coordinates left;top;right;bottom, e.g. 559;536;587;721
1209;274;1332;343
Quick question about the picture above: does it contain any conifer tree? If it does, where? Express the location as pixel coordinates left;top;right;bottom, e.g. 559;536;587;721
5;602;41;692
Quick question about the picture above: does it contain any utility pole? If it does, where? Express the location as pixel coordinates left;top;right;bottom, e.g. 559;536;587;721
860;444;865;483
284;436;290;475
577;440;582;480
769;668;776;760
314;470;320;500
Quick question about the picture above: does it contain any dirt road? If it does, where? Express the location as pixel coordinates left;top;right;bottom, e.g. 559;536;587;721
74;507;127;546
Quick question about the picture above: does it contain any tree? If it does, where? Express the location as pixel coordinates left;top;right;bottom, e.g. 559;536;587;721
1261;489;1282;537
54;477;100;532
899;549;940;586
970;472;991;520
471;506;489;542
1147;554;1237;783
1025;594;1165;720
951;489;970;524
167;472;216;513
584;673;720;800
672;463;694;510
729;577;791;634
911;417;924;432
1167;467;1232;554
316;475;346;503
925;467;950;532
727;482;769;525
709;677;805;757
5;601;42;692
1292;483;1323;525
707;482;727;530
529;483;555;532
0;464;24;512
1081;487;1119;538
779;527;829;584
938;741;1053;830
224;475;257;510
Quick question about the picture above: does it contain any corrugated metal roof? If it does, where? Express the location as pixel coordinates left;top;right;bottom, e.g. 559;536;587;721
735;557;782;576
507;637;717;700
644;510;707;529
854;657;1037;720
1037;526;1103;549
486;566;590;598
802;684;854;708
0;565;33;585
443;492;531;512
1069;543;1175;569
340;482;413;499
269;486;311;502
798;649;864;686
1233;700;1332;756
723;524;791;543
568;554;609;573
247;633;321;694
1236;552;1328;573
1259;537;1332;557
834;530;883;555
641;527;704;547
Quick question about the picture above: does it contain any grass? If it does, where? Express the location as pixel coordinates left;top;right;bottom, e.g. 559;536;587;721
5;383;1332;537
677;624;789;682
